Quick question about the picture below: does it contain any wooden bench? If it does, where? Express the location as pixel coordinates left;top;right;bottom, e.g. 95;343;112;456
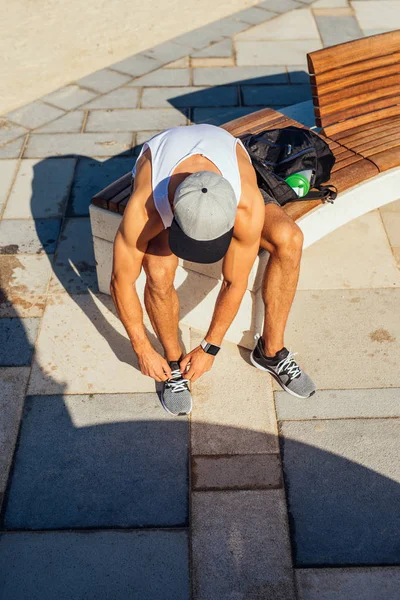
90;31;400;349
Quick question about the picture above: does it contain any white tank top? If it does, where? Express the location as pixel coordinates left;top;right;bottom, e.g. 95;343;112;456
132;124;251;228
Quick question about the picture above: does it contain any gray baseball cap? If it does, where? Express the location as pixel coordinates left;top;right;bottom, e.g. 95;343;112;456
169;171;237;264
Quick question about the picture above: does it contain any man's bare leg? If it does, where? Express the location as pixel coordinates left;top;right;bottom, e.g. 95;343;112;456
259;204;304;357
143;230;182;362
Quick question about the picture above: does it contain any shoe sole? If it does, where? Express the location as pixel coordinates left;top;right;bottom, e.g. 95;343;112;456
250;350;315;399
160;393;193;417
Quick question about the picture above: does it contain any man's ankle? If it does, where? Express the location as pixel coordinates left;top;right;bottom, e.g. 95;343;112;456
261;337;284;358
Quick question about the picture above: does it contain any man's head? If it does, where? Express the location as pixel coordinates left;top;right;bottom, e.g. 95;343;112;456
169;171;237;264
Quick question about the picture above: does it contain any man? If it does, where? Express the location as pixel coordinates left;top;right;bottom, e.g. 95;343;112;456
111;124;315;416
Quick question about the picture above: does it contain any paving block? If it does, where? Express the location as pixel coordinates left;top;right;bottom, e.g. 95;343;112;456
191;39;233;58
312;0;349;7
136;130;162;145
27;292;190;395
280;419;400;565
192;490;295;599
283;288;400;390
24;133;133;158
236;40;323;65
0;137;25;159
0;118;28;146
296;567;400;600
0;368;30;496
393;246;400;269
0;160;18;208
82;87;140;109
275;388;400;420
232;7;277;25
4;393;189;528
193;65;288;86
379;198;400;214
242;84;311;106
190;331;278;455
0;218;61;255
0;318;40;366
143;41;193;64
36;111;85;133
258;0;303;11
0;255;52;317
298;211;400;289
236;8;320;40
128;68;191;86
207;16;251;36
192;106;264;125
76;68;132;93
164;57;190;68
192;454;281;490
42;85;97;111
6;101;65;129
141;86;239;108
173;24;225;49
85;108;187;132
315;15;364;46
191;57;235;68
381;211;400;247
0;531;189;600
50;218;97;294
352;0;400;33
110;52;163;76
4;158;76;219
287;66;311;83
70;157;134;216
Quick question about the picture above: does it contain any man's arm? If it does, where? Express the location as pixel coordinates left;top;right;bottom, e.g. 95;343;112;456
181;182;265;381
110;157;170;382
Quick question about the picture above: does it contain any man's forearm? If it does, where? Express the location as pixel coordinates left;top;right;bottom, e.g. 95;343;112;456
110;276;152;354
205;280;247;346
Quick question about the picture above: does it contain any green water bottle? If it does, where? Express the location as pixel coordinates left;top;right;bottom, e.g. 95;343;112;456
285;170;312;198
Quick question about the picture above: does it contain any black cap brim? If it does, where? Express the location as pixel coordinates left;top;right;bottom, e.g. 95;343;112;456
169;218;233;264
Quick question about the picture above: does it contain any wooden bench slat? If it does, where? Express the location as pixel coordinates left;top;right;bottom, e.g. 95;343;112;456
312;77;400;108
331;154;363;173
109;188;131;213
119;197;130;215
307;30;400;74
91;172;132;210
317;95;400;129
332;118;400;145
351;130;400;154
328;158;379;191
365;146;400;172
310;56;400;92
321;104;400;137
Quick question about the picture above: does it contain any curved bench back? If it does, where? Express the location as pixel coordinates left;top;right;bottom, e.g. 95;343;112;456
307;31;400;137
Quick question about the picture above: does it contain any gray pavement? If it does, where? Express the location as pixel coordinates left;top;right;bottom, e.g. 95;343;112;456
1;1;400;598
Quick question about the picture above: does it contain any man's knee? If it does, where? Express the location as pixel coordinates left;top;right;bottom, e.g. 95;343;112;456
269;220;303;257
143;256;177;293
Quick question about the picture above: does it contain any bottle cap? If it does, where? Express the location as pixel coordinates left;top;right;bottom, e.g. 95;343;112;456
285;172;310;198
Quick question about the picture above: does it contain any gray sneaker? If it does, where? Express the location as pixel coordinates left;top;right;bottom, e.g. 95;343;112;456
161;361;192;416
250;335;316;399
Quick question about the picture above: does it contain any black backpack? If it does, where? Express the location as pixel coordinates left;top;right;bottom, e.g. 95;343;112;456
240;126;338;206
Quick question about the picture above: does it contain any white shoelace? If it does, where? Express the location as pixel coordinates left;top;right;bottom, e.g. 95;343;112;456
277;352;302;379
167;369;189;393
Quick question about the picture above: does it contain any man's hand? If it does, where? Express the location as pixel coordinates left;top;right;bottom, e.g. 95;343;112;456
137;346;172;382
180;346;215;382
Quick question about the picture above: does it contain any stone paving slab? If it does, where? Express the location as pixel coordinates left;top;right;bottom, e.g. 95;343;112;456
85;108;187;132
76;68;133;94
69;157;134;216
0;368;30;497
352;0;400;34
236;7;320;39
192;454;282;490
6;101;65;130
23;133;133;159
275;387;400;420
191;39;233;58
192;490;295;599
4;393;188;529
298;211;400;290
280;419;400;565
0;318;40;366
0;255;52;318
190;331;278;455
27;292;190;395
127;67;191;87
110;53;163;77
3;158;76;220
381;211;400;247
0;137;25;159
0;530;189;600
49;218;97;294
236;39;322;65
142;86;239;108
35;111;85;133
42;85;97;111
0;218;61;255
192;106;264;125
0;119;27;146
82;88;140;110
283;288;400;390
0;160;18;212
315;14;364;46
242;83;311;106
295;567;400;600
192;65;288;85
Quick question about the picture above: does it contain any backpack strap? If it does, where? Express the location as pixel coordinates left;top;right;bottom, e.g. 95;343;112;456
286;184;338;204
